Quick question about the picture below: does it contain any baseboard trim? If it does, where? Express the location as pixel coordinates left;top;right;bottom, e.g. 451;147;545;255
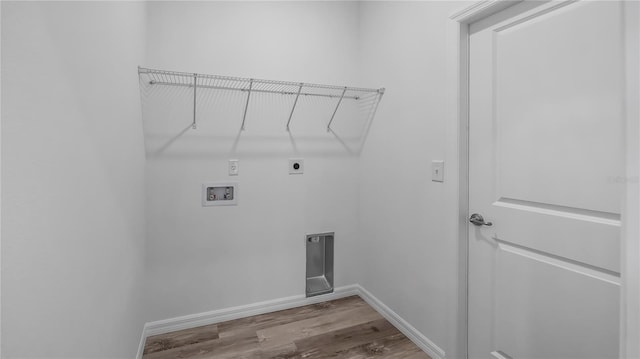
136;284;444;359
136;285;359;358
357;286;445;359
135;325;146;359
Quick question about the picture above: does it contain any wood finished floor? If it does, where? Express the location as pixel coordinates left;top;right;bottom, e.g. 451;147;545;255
142;295;432;359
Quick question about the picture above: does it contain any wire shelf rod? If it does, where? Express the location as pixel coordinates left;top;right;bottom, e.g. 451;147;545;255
147;80;362;100
139;67;382;95
138;67;386;133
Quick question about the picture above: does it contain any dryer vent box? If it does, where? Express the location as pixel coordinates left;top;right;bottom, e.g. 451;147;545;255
306;232;334;297
202;182;237;206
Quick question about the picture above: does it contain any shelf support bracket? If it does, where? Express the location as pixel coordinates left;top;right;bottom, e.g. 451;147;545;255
327;87;347;132
286;83;304;131
192;73;198;129
241;79;253;131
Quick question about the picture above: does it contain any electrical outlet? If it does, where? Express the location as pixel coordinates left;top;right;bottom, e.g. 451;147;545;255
229;159;239;176
432;160;444;182
289;158;304;174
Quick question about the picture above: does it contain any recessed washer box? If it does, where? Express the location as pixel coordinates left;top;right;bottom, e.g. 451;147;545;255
202;182;238;206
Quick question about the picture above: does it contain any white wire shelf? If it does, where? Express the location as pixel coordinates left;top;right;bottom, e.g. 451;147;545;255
138;67;385;131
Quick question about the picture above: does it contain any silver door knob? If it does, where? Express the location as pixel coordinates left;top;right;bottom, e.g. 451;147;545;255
469;213;492;226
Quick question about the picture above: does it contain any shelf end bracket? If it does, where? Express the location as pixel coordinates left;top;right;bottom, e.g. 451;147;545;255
192;73;198;129
286;83;304;132
327;87;347;132
241;79;254;131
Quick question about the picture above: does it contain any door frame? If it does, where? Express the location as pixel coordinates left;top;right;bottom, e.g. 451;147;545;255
445;1;640;358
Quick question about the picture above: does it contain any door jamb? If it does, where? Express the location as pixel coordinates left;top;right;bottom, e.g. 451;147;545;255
621;3;640;358
446;1;640;358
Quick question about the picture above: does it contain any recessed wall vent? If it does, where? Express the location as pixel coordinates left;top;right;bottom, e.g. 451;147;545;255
306;232;334;297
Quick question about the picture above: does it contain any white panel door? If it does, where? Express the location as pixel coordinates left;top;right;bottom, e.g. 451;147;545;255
468;1;626;358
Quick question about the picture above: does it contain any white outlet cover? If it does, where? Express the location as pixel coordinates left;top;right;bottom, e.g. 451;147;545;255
228;159;239;176
289;158;304;174
432;160;444;182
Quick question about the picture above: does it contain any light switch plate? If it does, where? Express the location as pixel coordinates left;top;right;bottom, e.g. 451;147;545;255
228;159;239;176
432;160;444;182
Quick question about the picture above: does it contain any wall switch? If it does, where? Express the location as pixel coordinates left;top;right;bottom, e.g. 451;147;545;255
228;159;239;176
289;158;304;174
432;160;444;182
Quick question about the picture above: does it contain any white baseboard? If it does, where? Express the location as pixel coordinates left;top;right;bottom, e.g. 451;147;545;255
136;285;359;358
136;284;444;359
135;326;147;359
357;286;445;359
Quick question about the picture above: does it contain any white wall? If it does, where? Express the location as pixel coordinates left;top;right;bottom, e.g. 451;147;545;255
1;2;477;358
1;2;147;358
357;2;470;358
142;1;365;321
142;3;474;358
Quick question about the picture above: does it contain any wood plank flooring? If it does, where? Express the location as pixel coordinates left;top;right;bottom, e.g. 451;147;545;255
142;295;432;359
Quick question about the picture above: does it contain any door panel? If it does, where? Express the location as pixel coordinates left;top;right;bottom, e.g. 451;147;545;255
494;1;624;215
493;204;620;273
468;1;625;358
494;248;620;358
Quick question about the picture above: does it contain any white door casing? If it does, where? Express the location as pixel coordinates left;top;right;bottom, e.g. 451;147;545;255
621;3;640;358
467;1;627;358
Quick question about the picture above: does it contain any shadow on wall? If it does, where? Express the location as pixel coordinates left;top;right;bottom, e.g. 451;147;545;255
138;68;384;159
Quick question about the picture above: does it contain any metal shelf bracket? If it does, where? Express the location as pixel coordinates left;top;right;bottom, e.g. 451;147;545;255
241;79;253;131
327;87;347;132
192;73;197;129
286;83;304;131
